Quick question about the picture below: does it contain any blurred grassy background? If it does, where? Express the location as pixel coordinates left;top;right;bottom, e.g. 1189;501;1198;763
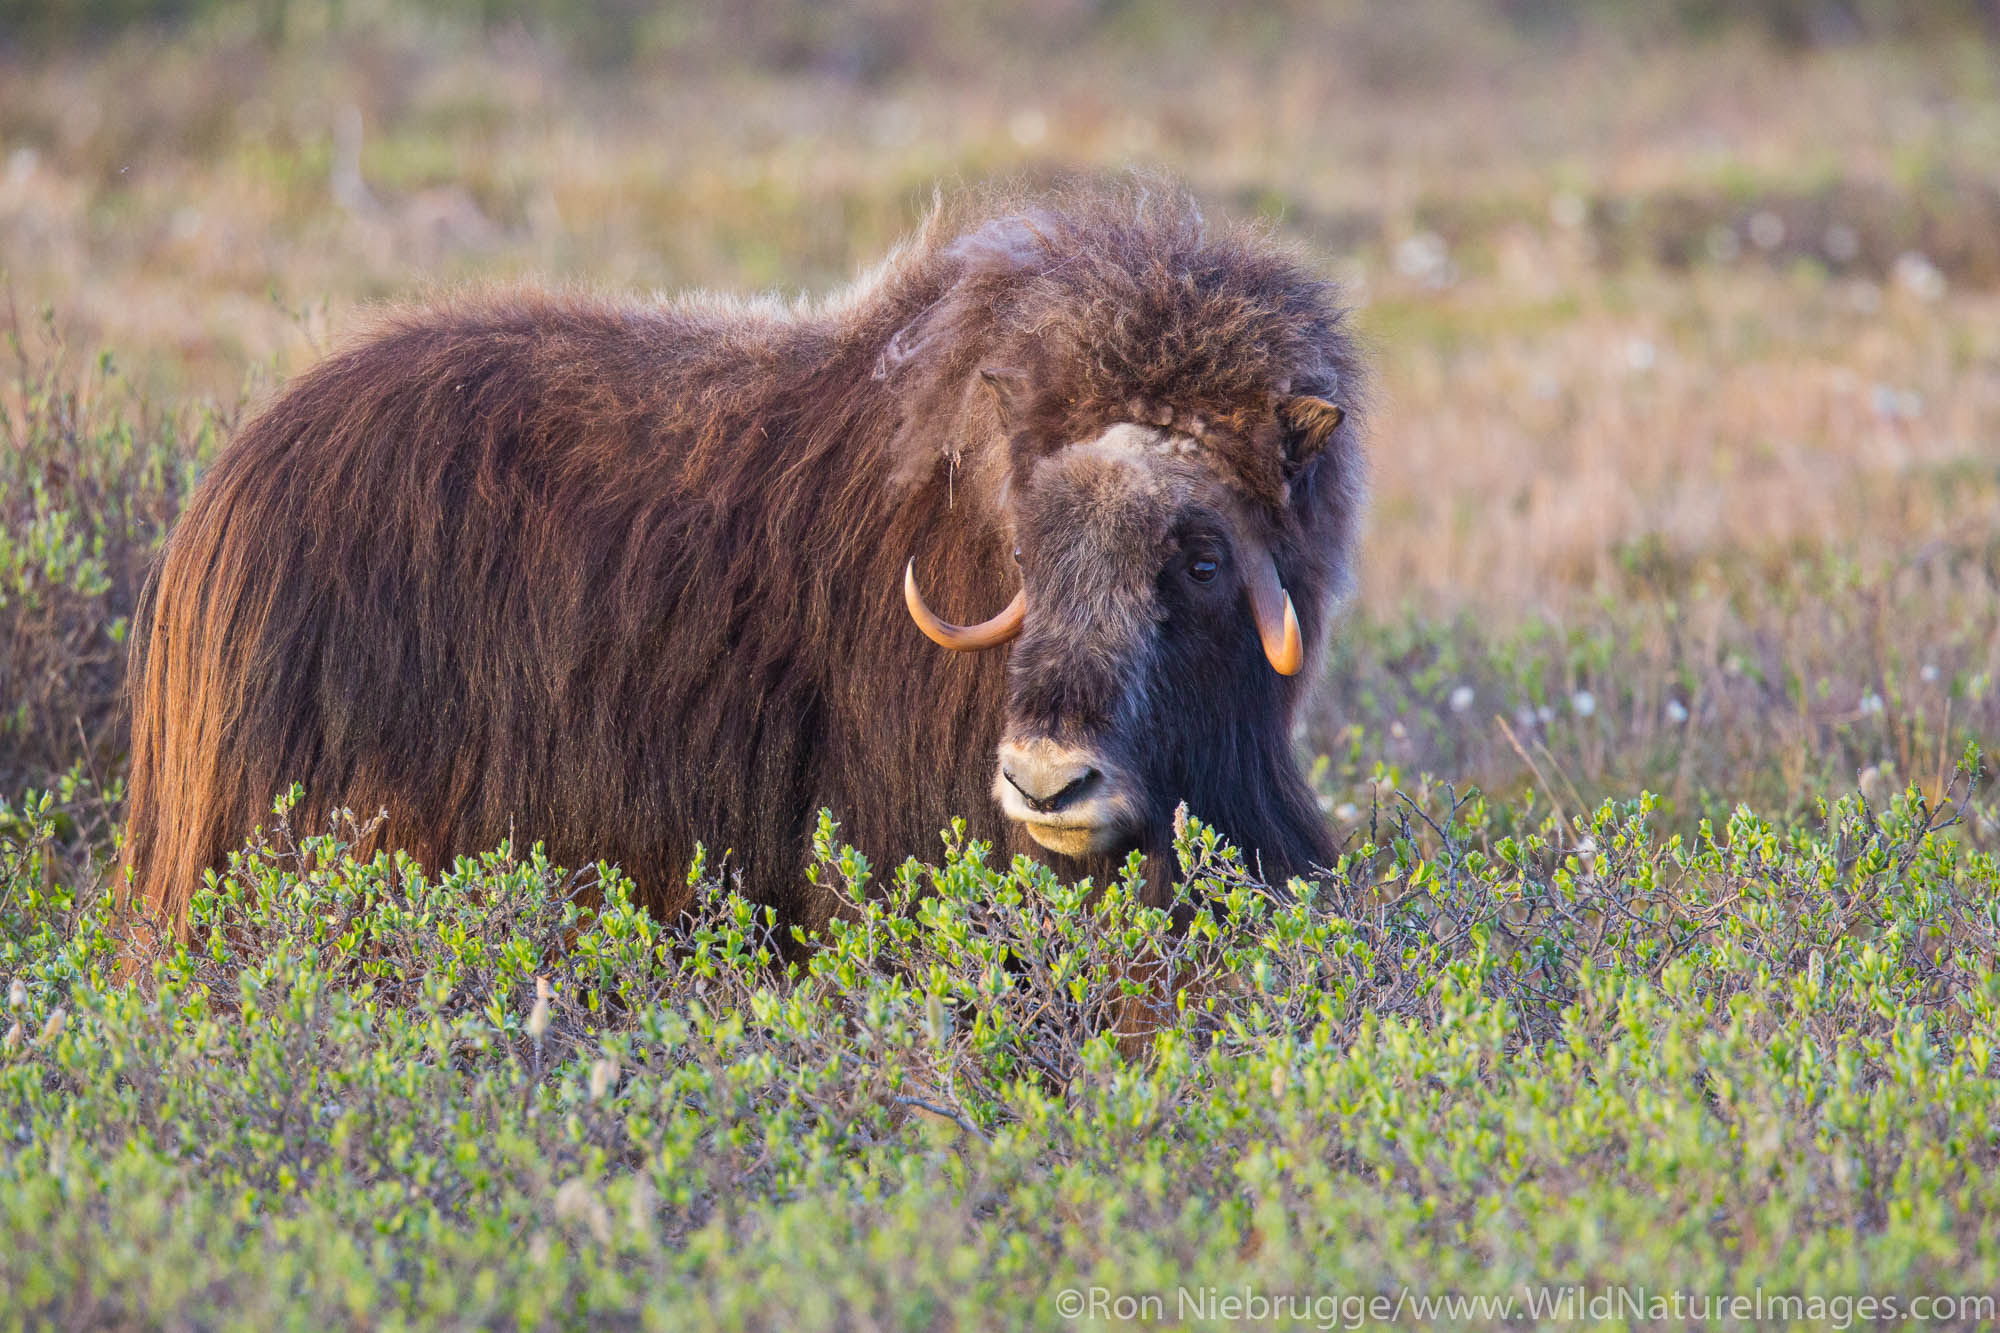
2;0;1998;841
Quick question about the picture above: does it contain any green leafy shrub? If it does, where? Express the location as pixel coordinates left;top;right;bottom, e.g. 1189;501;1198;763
3;769;1996;1327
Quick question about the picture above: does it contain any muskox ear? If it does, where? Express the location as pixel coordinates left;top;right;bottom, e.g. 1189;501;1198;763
978;367;1033;431
1277;395;1345;473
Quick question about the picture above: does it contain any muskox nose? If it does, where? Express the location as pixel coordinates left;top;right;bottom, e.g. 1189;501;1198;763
997;741;1102;815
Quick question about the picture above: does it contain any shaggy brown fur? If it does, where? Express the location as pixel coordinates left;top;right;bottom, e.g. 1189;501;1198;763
121;178;1366;940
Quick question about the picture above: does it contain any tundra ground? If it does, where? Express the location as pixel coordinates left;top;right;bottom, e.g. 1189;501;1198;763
4;6;1999;1327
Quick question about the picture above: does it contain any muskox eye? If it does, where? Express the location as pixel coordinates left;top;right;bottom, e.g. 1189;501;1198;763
1012;546;1022;566
1189;558;1219;583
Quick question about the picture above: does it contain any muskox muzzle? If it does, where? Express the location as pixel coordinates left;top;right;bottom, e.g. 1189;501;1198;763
991;737;1136;857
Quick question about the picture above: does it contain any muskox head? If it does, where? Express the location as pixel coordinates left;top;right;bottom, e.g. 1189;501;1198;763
881;191;1362;879
904;373;1349;870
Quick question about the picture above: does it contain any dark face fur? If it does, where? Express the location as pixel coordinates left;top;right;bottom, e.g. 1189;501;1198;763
887;191;1363;884
989;423;1305;862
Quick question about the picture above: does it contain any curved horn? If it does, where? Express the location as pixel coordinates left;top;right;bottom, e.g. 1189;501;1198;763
1244;553;1304;676
904;560;1026;652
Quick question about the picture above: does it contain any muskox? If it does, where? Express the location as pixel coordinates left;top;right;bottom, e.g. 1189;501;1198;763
121;181;1366;940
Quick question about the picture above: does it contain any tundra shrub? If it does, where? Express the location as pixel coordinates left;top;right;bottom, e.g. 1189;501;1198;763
0;327;210;795
3;773;1997;1329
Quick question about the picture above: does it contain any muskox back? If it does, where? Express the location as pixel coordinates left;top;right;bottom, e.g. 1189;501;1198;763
121;294;1007;936
123;182;1365;942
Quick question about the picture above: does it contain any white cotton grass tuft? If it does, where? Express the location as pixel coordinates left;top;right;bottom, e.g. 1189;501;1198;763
1570;690;1597;718
7;978;25;1010
1893;251;1945;302
553;1178;613;1245
1449;685;1475;713
1006;108;1047;148
627;1173;660;1237
1664;699;1690;725
1548;191;1587;229
527;976;552;1042
1394;231;1455;288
